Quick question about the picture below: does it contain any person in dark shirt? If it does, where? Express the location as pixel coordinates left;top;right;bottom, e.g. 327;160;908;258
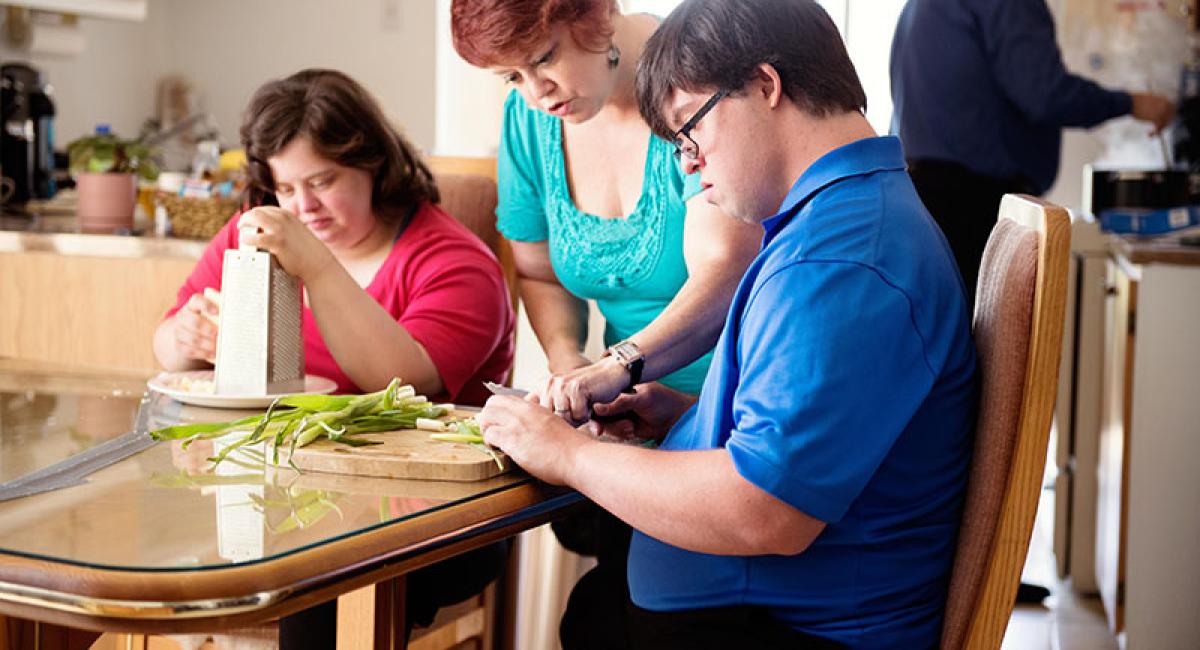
891;0;1175;302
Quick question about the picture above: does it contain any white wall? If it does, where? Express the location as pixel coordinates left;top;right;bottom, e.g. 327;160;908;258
1046;0;1192;210
163;0;436;152
0;6;171;145
0;0;437;152
627;0;907;136
842;0;906;134
433;0;506;156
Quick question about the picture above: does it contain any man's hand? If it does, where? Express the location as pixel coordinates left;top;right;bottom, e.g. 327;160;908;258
477;394;593;486
586;382;697;443
1131;92;1176;134
542;355;630;426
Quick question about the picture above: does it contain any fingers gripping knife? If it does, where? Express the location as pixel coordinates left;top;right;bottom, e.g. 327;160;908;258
213;225;305;395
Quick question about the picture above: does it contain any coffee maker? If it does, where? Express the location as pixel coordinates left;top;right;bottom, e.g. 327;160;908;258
1;62;56;206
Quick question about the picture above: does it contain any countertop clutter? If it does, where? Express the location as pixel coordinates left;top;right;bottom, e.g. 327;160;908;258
0;190;207;260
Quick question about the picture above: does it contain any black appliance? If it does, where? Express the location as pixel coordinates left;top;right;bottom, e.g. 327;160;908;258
1;63;56;205
1083;167;1199;214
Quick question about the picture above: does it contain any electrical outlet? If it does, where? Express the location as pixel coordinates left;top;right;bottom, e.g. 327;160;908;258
382;0;400;31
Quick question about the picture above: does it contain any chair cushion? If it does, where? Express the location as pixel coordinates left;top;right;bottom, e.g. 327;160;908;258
434;173;500;254
941;217;1039;649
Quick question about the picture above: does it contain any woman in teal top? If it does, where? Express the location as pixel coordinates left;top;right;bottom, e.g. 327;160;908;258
453;4;759;646
452;0;760;423
497;89;714;390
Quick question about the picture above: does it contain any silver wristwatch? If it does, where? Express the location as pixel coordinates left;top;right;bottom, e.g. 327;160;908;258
606;339;645;391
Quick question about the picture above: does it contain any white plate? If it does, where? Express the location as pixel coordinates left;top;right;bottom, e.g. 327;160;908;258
147;371;338;408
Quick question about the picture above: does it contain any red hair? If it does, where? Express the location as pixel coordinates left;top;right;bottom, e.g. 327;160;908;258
451;0;617;67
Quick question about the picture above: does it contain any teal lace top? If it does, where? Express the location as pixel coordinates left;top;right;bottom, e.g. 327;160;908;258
496;91;711;393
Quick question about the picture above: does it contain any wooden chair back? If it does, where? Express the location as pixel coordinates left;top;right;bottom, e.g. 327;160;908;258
427;156;518;319
940;194;1070;650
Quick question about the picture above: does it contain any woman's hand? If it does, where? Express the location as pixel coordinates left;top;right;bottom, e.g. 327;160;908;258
542;355;631;426
170;291;221;364
236;207;338;283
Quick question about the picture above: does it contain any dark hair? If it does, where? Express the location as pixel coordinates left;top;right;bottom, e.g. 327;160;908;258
240;68;439;224
637;0;866;140
451;0;616;67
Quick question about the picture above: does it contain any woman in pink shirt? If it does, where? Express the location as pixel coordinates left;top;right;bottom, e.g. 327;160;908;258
154;68;516;643
154;69;514;406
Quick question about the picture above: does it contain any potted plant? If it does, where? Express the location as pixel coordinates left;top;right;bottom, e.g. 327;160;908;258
67;130;159;233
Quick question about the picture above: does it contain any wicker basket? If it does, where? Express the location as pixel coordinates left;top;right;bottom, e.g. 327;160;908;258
158;193;241;240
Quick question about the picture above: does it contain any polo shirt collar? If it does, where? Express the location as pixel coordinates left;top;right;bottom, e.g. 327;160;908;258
761;136;907;240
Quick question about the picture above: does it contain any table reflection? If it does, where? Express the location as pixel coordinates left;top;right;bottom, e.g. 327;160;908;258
0;364;532;573
0;387;142;483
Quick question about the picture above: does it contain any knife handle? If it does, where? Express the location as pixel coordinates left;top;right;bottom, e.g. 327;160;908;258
590;410;639;424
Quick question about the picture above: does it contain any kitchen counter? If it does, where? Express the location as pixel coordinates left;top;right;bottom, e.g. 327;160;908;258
0;208;205;372
1092;247;1200;647
0;210;206;260
1110;234;1200;266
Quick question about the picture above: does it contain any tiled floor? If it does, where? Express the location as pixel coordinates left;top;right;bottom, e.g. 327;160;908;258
1001;484;1118;650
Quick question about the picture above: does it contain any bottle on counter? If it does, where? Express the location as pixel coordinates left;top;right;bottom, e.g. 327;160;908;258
190;140;220;180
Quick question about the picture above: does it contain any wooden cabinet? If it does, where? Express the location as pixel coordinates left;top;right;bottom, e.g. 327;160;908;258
1096;259;1133;633
0;231;201;372
1095;247;1200;649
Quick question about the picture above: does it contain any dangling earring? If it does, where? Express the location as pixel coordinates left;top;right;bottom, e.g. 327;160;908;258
607;44;621;69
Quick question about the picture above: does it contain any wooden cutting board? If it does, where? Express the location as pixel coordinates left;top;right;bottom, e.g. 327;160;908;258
284;412;510;482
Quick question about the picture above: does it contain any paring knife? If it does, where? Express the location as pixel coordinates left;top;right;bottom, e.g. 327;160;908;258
483;381;528;398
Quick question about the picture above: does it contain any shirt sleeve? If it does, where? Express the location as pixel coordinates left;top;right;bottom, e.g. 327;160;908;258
496;91;549;242
163;213;242;319
398;241;512;400
726;262;936;524
973;0;1132;128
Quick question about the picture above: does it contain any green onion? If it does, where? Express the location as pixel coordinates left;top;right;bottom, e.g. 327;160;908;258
149;377;502;472
427;419;504;471
149;378;453;470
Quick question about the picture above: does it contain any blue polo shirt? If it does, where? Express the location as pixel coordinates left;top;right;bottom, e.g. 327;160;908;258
627;136;978;649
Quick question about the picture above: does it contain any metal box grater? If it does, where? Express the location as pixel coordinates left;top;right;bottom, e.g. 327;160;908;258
214;229;305;395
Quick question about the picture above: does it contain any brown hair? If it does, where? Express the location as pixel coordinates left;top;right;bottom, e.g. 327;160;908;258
451;0;617;67
240;68;438;224
637;0;867;141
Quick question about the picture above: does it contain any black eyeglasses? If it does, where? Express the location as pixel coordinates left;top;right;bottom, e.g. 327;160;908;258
671;88;729;161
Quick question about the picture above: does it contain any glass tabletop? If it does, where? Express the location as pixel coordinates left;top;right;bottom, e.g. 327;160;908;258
0;363;532;573
0;380;141;483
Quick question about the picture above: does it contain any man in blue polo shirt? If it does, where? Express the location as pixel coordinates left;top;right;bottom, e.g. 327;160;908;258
478;0;977;648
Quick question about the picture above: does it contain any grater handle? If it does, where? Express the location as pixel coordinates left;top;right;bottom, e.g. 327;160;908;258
238;224;260;252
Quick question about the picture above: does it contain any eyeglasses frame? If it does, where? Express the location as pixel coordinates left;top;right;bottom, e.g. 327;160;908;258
671;88;730;161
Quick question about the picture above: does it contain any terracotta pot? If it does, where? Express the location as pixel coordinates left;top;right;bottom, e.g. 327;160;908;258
76;172;136;233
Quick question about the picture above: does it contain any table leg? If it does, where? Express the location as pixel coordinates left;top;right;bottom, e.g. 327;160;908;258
336;576;406;650
0;616;100;650
495;534;522;650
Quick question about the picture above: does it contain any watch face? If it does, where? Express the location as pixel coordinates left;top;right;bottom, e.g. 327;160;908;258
611;341;643;364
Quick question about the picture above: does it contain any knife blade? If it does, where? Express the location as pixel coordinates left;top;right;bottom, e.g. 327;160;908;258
483;381;528;398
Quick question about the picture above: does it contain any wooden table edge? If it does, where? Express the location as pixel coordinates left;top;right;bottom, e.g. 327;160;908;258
0;483;585;633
